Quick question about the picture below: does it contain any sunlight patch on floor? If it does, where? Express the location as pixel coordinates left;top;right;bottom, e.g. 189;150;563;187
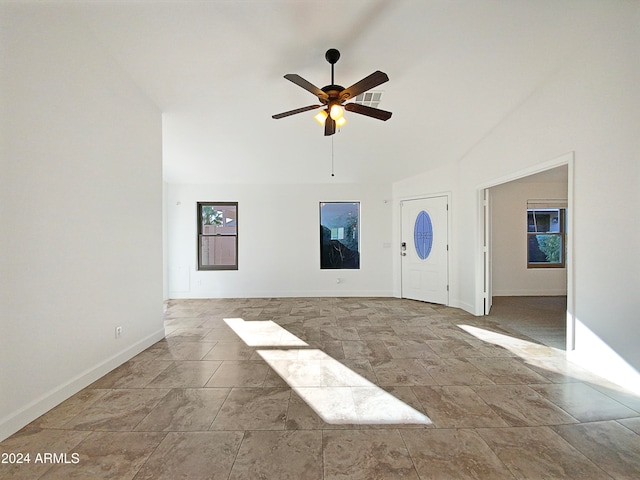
458;324;562;357
258;349;432;425
458;323;640;395
224;318;309;347
225;318;431;425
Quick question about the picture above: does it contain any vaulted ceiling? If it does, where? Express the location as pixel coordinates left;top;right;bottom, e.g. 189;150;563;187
68;0;608;184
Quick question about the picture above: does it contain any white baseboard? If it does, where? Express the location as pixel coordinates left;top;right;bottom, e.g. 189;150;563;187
0;328;165;442
492;290;568;297
451;299;478;316
169;290;394;299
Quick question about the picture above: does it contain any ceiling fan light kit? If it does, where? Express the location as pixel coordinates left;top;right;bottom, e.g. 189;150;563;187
314;110;328;125
272;48;392;136
329;104;344;121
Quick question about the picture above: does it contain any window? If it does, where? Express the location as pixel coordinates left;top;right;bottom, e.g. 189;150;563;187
414;210;434;260
197;202;237;270
320;202;360;269
527;207;566;268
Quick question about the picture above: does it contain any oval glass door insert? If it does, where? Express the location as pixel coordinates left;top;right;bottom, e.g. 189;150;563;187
414;210;433;260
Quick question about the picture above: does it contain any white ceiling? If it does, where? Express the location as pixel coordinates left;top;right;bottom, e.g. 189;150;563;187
68;0;608;184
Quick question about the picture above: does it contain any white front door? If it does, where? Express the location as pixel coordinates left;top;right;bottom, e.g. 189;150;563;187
401;196;449;304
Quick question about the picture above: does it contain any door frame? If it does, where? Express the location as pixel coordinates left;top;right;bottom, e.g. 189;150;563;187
483;188;492;314
476;152;574;351
399;192;452;305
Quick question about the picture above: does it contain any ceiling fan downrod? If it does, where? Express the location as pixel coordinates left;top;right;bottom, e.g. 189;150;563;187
325;48;340;85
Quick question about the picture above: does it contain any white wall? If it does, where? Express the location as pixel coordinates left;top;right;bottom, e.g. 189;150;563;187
167;183;393;298
0;7;164;440
490;180;567;296
394;2;640;392
392;160;462;307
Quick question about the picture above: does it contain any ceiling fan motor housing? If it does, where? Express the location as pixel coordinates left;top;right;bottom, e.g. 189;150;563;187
320;85;345;106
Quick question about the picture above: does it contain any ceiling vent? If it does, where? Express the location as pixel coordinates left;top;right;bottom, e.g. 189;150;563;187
354;91;383;109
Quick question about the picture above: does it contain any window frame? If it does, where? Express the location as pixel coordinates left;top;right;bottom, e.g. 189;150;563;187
526;207;566;269
197;201;238;271
319;201;361;270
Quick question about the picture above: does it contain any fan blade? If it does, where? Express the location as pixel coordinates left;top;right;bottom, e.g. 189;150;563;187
272;105;323;119
340;71;389;100
344;102;392;121
284;74;329;101
324;116;336;136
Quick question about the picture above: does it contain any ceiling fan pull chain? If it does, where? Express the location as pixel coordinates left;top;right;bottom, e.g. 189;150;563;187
331;135;335;177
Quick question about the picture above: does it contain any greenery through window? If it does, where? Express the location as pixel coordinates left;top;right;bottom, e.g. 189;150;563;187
197;202;238;270
527;208;565;268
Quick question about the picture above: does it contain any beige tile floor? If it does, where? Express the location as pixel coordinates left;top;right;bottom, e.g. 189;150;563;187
2;297;640;479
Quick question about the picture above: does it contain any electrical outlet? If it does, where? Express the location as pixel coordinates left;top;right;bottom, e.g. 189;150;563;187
115;326;123;338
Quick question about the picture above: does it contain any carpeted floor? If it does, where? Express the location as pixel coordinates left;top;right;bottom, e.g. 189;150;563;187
488;296;567;349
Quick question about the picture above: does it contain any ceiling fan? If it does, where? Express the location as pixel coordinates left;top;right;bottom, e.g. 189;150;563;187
272;48;392;136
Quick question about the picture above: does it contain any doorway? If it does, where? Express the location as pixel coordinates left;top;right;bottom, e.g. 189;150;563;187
400;195;449;305
482;162;571;349
488;296;567;349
